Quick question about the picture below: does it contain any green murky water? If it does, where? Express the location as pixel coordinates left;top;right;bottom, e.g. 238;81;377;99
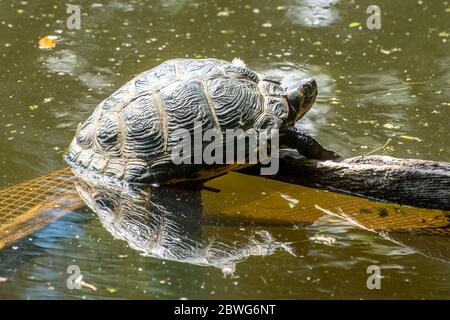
0;0;449;299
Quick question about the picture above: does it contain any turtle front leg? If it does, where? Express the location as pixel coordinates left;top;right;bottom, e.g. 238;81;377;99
280;127;342;160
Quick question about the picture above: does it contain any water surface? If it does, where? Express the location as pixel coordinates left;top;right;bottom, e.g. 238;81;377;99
0;0;449;299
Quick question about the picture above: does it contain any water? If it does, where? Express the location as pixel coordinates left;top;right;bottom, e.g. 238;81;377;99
0;0;449;299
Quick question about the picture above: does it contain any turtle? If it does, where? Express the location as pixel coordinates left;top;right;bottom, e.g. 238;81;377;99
65;58;340;185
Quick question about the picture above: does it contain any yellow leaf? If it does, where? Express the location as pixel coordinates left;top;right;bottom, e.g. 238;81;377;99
38;35;59;49
349;22;361;28
28;105;38;110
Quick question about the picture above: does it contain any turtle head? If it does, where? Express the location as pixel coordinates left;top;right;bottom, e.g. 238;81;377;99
285;78;318;125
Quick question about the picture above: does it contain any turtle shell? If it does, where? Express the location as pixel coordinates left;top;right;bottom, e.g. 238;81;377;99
65;58;290;184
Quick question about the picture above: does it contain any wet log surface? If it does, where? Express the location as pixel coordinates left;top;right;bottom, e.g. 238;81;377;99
254;150;450;211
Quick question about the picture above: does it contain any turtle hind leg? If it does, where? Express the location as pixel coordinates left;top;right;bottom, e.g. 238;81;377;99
280;127;342;160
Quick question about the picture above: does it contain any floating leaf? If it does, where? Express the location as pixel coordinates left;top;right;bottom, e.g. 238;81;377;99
438;31;449;38
38;35;59;49
349;22;361;28
106;287;117;293
28;105;38;110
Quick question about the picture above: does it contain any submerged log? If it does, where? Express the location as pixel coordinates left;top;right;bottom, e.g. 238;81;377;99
257;150;450;211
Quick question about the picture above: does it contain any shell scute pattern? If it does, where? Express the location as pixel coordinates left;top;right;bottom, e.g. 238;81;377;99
260;74;282;84
160;80;217;153
89;153;109;173
103;158;125;179
76;108;101;147
124;160;149;181
134;63;177;95
267;97;289;121
66;58;292;184
177;59;226;79
67;138;83;162
76;148;95;168
254;114;284;131
122;95;165;160
224;64;259;82
95;112;121;156
260;80;285;97
102;81;136;112
207;78;263;130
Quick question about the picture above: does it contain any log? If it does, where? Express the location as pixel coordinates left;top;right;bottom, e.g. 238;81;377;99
255;150;450;211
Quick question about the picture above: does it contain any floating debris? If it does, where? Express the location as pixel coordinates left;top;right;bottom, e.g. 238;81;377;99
81;281;97;291
309;234;336;246
220;29;235;35
217;9;234;17
383;123;402;129
0;277;7;283
279;193;299;208
400;135;422;142
349;22;361;28
380;48;402;55
38;35;60;49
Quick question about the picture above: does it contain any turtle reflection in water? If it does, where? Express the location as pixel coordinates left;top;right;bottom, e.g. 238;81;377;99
75;175;297;274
